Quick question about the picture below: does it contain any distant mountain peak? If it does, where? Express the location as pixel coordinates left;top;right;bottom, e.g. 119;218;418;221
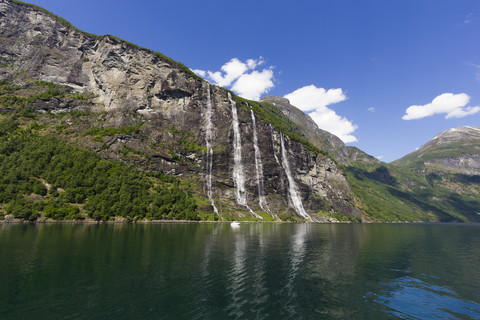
393;126;480;175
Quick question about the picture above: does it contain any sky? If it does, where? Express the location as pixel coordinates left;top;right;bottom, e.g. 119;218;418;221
26;0;480;162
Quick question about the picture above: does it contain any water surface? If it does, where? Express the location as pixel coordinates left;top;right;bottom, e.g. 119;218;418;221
1;223;479;319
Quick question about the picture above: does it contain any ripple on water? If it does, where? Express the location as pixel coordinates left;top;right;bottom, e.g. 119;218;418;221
369;275;480;319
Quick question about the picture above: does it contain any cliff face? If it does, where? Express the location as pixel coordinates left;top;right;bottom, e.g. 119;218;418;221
0;0;361;221
260;95;350;164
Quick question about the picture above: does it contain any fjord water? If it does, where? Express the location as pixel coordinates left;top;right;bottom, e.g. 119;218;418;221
1;223;479;319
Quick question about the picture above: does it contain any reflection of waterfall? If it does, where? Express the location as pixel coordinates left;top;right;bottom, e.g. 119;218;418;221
250;224;268;313
228;93;262;219
250;110;273;216
284;224;308;316
225;233;248;318
192;225;218;320
204;84;221;219
280;133;312;221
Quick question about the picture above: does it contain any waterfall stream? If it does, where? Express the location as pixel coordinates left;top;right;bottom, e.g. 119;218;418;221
204;84;221;219
270;124;281;166
250;110;272;215
228;93;262;219
280;133;312;221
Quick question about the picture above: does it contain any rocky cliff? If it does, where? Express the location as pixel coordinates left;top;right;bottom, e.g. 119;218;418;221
259;95;350;163
259;95;380;166
0;0;362;221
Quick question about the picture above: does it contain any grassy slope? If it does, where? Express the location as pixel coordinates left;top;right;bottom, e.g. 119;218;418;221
346;159;480;222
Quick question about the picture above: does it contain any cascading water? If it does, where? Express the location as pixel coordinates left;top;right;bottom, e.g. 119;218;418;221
250;110;274;216
204;84;221;219
271;125;285;193
228;93;262;219
280;133;312;221
270;124;281;166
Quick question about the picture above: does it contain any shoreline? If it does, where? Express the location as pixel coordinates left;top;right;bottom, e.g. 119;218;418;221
0;219;311;224
1;219;467;225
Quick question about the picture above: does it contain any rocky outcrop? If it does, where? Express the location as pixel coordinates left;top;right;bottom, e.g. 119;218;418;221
260;95;350;164
0;0;362;220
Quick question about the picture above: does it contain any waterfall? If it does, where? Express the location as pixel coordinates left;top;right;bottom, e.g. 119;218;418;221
228;93;262;219
204;84;221;219
270;124;281;165
250;110;273;216
280;133;312;221
271;125;284;195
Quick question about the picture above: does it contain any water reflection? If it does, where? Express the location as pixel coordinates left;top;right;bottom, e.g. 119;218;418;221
225;230;248;318
283;224;308;317
371;275;480;319
1;223;480;320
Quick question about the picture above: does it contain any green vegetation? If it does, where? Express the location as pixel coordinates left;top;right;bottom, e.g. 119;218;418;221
0;81;63;107
169;126;206;153
316;211;362;222
0;117;199;221
345;160;480;223
83;123;143;137
0;80;94;114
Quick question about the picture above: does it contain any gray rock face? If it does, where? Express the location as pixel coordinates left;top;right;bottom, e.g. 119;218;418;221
0;0;362;220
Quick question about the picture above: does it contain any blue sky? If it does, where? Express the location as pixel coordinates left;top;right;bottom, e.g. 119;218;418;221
27;0;480;162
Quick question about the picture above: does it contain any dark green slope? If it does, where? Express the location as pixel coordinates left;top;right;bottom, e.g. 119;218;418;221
346;127;480;222
0;115;200;221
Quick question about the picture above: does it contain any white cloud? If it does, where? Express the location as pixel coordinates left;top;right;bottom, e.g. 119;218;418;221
376;155;384;160
192;57;274;100
284;85;347;112
368;107;375;112
231;69;274;101
192;69;206;77
402;93;480;120
284;85;358;143
206;58;249;87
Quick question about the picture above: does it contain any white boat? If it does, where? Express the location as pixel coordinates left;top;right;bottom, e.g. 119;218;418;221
231;221;240;227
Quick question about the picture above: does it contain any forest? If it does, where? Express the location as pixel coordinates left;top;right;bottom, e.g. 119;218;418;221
0;116;200;221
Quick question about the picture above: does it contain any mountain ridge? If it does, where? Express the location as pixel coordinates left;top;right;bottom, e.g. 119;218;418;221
393;126;480;175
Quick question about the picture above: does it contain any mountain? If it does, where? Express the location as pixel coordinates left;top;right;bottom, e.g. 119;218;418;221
259;95;349;164
392;126;480;175
259;95;381;166
1;0;478;223
346;127;480;222
0;0;362;222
